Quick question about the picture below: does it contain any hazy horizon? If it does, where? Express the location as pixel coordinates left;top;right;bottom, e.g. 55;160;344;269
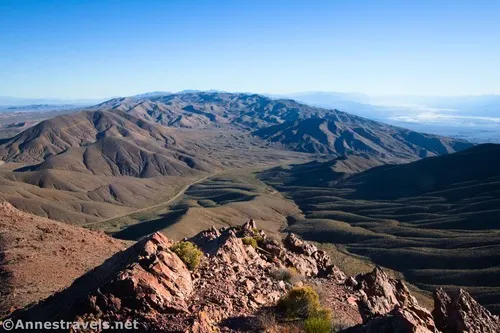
2;90;500;102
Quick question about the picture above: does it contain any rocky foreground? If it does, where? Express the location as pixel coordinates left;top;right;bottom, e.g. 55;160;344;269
8;220;500;332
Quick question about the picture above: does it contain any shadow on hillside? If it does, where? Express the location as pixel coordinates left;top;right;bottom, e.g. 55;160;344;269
113;208;187;241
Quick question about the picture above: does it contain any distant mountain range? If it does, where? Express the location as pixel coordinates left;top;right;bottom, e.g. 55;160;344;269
91;92;472;163
278;92;500;143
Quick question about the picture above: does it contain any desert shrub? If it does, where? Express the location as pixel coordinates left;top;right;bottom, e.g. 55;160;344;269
242;237;258;248
304;315;332;333
278;323;303;333
278;286;322;319
271;267;293;282
270;267;301;284
170;241;202;270
253;234;265;246
256;311;277;331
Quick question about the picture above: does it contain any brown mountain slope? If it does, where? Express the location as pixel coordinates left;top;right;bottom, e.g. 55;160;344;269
0;169;194;225
0;110;307;224
94;92;472;162
92;92;329;130
253;117;473;162
335;143;500;200
0;109;221;177
0;202;129;318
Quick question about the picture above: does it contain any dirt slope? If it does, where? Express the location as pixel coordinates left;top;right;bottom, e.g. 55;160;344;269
0;202;129;318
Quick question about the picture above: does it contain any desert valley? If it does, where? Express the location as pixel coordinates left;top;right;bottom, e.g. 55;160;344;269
1;91;500;332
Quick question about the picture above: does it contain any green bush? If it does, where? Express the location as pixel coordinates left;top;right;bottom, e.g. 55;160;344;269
304;315;332;333
170;241;203;270
242;237;258;248
278;286;322;319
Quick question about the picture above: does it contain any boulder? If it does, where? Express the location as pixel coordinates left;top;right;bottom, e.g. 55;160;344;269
283;233;318;256
342;305;439;333
11;232;194;331
355;266;419;319
433;288;500;333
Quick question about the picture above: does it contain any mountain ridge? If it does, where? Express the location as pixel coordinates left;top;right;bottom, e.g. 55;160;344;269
91;92;473;163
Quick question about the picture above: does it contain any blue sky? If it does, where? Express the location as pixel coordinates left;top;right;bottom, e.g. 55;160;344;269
0;0;499;99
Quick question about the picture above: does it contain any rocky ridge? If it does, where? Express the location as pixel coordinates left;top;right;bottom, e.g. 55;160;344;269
8;220;499;332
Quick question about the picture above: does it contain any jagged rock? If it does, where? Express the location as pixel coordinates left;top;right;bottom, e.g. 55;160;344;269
313;249;333;269
325;264;347;282
278;233;334;277
215;232;261;265
342;305;439;333
92;232;193;313
346;276;359;288
11;232;193;331
282;252;320;277
283;233;318;256
242;219;257;232
189;311;221;333
18;220;489;333
433;288;500;333
355;266;419;320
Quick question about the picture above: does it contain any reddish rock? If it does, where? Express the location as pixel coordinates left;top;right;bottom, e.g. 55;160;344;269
11;232;194;331
15;220;498;333
242;219;257;232
342;305;439;333
283;233;318;256
189;311;220;333
325;264;347;282
433;288;500;333
355;266;418;319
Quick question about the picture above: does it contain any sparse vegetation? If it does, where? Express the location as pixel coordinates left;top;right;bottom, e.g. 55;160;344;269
278;286;322;319
256;311;278;331
278;286;333;332
304;315;332;333
170;241;203;270
242;237;258;248
271;267;301;284
254;234;265;246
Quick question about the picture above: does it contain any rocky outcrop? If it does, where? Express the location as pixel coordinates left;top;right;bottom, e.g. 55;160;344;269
189;230;283;328
8;219;498;333
11;232;194;331
433;288;500;333
343;305;439;333
262;232;336;277
283;233;318;256
77;232;193;315
341;266;439;333
354;266;419;319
